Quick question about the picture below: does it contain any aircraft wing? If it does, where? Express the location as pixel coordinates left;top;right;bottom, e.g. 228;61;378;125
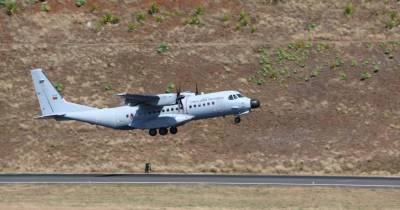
130;114;194;129
117;93;160;106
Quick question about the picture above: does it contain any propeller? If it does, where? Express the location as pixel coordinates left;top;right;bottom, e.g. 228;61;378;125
176;84;185;109
195;83;199;95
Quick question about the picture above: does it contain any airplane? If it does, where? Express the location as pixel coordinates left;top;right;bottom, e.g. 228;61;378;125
31;68;260;136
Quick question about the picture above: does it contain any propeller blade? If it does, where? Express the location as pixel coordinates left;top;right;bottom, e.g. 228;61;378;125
175;83;185;110
195;83;199;95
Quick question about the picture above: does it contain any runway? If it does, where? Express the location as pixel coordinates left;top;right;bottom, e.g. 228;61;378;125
0;174;399;187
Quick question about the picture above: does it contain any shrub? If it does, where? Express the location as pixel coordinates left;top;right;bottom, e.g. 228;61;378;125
186;6;205;26
104;84;112;91
311;67;321;78
0;0;5;6
75;0;86;7
251;26;257;33
351;59;358;67
102;12;120;24
157;42;169;54
259;48;278;79
40;2;50;12
155;16;164;23
136;11;146;23
148;2;159;15
5;0;18;16
317;43;329;51
339;72;348;81
373;64;380;73
335;57;344;67
54;82;64;92
360;72;371;81
220;13;231;22
307;23;318;32
237;11;250;28
127;23;137;32
194;5;205;16
165;82;175;93
186;15;201;25
344;3;354;17
386;11;399;29
94;13;120;32
89;3;98;13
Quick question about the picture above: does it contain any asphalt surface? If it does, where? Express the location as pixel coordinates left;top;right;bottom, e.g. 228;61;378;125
0;174;399;187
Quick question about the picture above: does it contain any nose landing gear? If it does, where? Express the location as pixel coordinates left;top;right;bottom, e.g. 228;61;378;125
234;116;241;124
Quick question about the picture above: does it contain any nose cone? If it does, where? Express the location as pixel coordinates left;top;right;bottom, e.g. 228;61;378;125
250;99;260;109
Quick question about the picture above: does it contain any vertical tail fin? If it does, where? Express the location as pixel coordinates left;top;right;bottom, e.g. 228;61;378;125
31;68;95;116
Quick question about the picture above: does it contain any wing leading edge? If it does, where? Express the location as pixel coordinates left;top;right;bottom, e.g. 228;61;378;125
117;93;160;106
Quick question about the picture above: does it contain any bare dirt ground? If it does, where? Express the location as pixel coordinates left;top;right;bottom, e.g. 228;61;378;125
0;0;400;174
0;184;399;210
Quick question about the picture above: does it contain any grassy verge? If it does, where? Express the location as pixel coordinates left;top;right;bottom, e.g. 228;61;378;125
0;184;399;209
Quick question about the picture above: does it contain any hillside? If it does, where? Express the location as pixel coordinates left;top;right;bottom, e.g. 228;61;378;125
0;0;400;175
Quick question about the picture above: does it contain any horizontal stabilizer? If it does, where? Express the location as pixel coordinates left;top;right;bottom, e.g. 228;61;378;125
34;113;65;119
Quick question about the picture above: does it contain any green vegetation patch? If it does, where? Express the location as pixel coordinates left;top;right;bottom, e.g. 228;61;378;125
165;82;175;93
54;82;64;92
95;12;120;32
75;0;86;7
4;0;18;16
186;5;205;26
344;3;355;17
360;71;371;81
148;2;160;15
157;42;169;54
136;11;146;23
40;2;50;12
386;11;400;29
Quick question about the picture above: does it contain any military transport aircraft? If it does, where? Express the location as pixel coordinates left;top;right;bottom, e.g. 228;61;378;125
31;69;260;136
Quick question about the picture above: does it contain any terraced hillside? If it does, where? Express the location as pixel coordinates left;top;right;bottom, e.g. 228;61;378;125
0;0;400;174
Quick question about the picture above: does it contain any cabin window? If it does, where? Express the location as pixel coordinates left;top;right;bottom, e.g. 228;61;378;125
228;95;234;100
203;103;206;106
207;102;210;105
194;105;197;108
198;104;201;107
126;114;129;118
166;108;169;112
189;105;192;108
162;110;165;112
212;101;215;105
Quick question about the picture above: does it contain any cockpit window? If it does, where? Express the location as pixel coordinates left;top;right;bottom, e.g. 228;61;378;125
237;94;243;98
233;94;238;99
228;95;234;100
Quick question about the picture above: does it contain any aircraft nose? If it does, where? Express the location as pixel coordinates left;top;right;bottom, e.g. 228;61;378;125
250;99;260;109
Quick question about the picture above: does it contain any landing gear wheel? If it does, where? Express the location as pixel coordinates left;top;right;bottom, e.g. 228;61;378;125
234;117;241;124
149;129;157;136
170;127;178;134
159;127;168;135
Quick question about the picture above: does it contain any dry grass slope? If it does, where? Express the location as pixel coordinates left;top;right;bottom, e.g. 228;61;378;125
0;0;399;174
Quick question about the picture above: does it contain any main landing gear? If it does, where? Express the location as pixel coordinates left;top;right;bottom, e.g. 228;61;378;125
234;116;241;124
149;129;157;136
148;127;178;136
170;127;178;134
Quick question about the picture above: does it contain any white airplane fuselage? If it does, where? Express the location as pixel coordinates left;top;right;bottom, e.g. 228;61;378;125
64;91;254;130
